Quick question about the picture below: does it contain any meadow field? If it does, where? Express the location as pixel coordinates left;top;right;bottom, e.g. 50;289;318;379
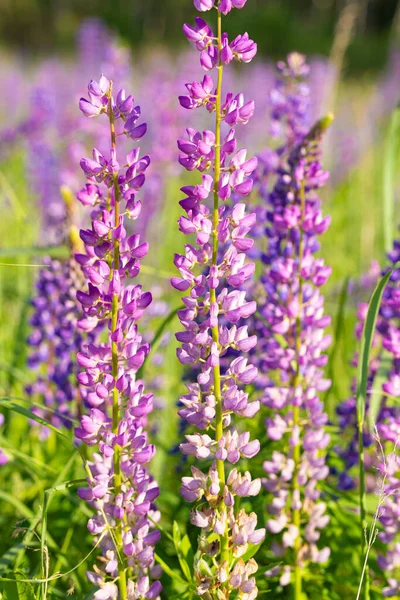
0;1;400;599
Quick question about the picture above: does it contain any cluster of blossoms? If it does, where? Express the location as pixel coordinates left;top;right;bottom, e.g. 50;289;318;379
172;1;265;598
336;241;400;596
75;75;161;600
251;56;332;591
253;52;311;209
26;255;87;433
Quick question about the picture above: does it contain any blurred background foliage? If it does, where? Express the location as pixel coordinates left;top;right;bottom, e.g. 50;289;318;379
0;0;399;74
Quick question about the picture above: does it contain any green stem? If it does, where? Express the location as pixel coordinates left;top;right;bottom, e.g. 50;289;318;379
210;8;229;573
358;419;369;600
292;182;306;600
109;89;128;600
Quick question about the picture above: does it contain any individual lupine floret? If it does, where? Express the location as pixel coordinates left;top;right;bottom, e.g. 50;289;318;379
173;2;264;598
75;75;161;600
252;106;333;594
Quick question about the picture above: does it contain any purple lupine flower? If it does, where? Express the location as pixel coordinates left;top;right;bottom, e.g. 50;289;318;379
25;257;87;434
336;241;400;592
173;2;264;596
75;76;161;599
251;56;333;590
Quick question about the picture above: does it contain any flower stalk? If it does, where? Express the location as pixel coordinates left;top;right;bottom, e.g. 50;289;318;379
75;74;162;600
174;1;263;597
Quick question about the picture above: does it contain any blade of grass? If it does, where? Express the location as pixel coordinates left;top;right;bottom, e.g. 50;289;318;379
40;456;82;600
356;269;392;600
383;106;400;254
368;350;392;432
137;306;180;379
0;246;69;259
0;398;76;439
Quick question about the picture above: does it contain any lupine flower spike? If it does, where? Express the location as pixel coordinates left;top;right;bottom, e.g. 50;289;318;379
254;97;334;593
75;75;162;600
26;187;87;433
173;2;264;598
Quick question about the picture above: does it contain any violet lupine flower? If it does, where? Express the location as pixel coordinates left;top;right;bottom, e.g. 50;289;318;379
336;242;400;594
173;2;264;598
75;76;161;600
254;53;311;203
253;115;333;590
25;257;86;435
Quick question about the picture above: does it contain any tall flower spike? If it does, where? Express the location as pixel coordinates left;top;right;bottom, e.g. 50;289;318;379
26;256;87;434
75;76;161;600
254;113;333;596
174;2;264;598
26;188;89;434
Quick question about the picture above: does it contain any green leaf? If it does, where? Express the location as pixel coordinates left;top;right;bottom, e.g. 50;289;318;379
234;541;264;565
0;490;34;519
368;350;392;432
0;544;26;576
180;535;194;565
0;246;68;259
0;399;70;441
0;579;20;600
137;307;180;379
154;552;188;588
82;589;98;600
356;270;392;426
355;269;393;600
172;522;193;583
40;455;79;600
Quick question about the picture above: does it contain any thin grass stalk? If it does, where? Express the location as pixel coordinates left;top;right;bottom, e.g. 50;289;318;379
355;269;393;600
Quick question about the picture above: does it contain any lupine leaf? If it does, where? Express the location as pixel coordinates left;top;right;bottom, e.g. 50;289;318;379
0;544;26;576
356;270;392;425
154;552;188;587
0;399;70;440
356;268;392;600
82;590;98;600
368;350;392;432
172;522;193;583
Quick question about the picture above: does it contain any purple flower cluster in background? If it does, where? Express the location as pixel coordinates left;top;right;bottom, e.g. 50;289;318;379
26;257;86;434
75;75;161;600
172;1;265;597
336;241;400;595
251;55;332;590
